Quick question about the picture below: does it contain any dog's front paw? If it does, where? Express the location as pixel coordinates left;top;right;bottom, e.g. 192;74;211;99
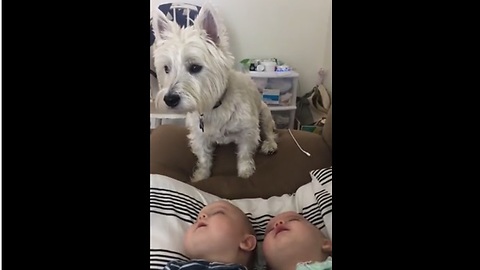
237;161;255;179
260;140;278;155
191;168;211;182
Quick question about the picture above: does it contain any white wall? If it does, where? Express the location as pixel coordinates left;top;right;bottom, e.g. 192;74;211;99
151;0;332;96
323;6;332;96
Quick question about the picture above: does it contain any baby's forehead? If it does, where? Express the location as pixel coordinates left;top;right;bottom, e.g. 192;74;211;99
278;211;303;219
268;211;304;223
202;200;236;212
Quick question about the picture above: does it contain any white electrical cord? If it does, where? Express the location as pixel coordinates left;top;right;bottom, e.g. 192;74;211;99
288;129;311;157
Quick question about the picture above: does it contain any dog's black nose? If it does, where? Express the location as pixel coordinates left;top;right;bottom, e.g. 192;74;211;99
163;94;180;107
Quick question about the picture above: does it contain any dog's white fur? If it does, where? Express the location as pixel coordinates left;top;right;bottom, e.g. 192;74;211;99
151;3;277;181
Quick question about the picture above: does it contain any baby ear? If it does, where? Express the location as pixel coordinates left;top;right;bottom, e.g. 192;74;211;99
239;234;257;252
321;239;332;254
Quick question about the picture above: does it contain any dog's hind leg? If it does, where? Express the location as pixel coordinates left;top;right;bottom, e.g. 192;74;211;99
259;103;278;155
236;128;261;178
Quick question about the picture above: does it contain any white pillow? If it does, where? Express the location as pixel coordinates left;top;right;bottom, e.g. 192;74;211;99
150;166;332;270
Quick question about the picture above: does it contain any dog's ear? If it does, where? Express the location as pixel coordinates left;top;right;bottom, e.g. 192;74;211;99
194;2;225;46
151;8;175;40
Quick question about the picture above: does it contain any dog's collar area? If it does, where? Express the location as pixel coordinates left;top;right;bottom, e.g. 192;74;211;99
199;115;205;132
198;89;226;132
212;88;227;110
212;100;222;109
198;101;220;132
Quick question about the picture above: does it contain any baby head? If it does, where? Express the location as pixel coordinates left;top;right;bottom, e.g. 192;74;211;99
262;211;332;270
184;200;257;266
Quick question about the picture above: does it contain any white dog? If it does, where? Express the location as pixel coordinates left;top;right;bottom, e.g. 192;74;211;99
151;3;278;182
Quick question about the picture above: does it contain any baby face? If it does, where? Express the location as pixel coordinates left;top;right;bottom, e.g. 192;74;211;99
183;200;251;259
262;212;331;265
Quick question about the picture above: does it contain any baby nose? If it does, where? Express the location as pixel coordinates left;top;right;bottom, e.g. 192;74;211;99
274;220;284;227
198;214;208;220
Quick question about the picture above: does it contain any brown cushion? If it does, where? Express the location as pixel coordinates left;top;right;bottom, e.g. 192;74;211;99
322;105;332;151
150;125;332;199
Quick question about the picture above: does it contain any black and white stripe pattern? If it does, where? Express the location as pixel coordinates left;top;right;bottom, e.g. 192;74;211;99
309;166;332;239
245;213;273;241
151;249;189;270
150;167;332;269
311;166;332;186
150;187;205;223
302;202;327;230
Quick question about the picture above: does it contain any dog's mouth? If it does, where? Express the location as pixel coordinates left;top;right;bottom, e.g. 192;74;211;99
157;92;199;114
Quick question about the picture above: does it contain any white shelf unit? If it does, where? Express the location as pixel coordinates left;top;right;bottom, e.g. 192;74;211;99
249;71;299;129
150;101;186;129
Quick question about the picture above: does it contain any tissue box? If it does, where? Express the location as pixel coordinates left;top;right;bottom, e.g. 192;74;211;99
250;71;299;107
262;89;280;105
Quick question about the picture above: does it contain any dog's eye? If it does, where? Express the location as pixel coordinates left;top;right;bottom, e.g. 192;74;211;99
164;65;170;74
188;64;203;74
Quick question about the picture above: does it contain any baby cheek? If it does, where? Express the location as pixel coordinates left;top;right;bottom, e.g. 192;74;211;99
213;216;235;229
296;224;319;242
183;232;192;252
185;226;194;236
185;225;199;240
184;228;193;240
262;238;275;259
218;222;240;237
